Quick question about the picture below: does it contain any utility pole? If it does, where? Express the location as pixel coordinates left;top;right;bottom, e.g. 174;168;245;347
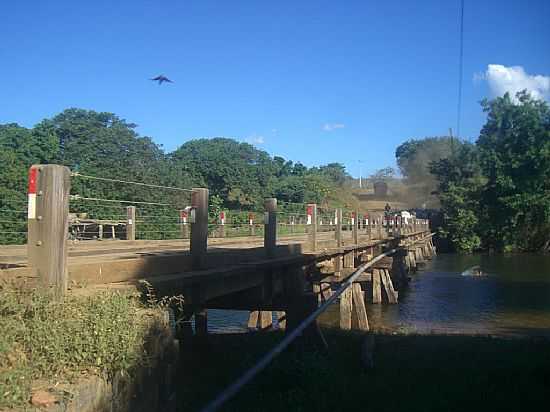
358;160;363;189
449;127;455;158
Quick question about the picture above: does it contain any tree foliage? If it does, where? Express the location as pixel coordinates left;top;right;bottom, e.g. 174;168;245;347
0;108;353;244
430;91;550;253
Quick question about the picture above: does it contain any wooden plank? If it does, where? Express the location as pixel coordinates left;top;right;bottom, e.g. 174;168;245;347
247;311;259;329
339;287;352;330
259;311;273;330
320;282;333;301
381;269;398;304
276;311;286;330
352;283;369;331
372;269;382;304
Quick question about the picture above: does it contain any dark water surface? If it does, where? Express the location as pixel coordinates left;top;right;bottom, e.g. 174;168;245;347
366;253;550;337
205;254;550;337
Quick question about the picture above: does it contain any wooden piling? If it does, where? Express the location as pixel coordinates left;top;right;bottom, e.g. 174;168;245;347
372;269;382;303
339;287;353;330
334;208;343;275
380;269;398;303
259;311;273;330
247;311;259;329
352;283;369;331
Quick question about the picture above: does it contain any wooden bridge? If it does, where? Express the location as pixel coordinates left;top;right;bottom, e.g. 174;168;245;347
1;164;435;337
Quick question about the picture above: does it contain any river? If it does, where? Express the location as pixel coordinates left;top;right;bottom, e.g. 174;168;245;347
204;253;550;337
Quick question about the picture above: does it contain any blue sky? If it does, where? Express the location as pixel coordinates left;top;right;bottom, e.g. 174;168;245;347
2;0;549;177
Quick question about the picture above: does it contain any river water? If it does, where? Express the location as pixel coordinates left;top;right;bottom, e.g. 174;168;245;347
205;254;550;337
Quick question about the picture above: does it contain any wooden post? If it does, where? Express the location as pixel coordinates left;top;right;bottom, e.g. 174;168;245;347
340;287;352;330
98;224;103;240
126;206;136;241
308;203;317;251
352;283;369;331
248;311;259;329
191;188;209;270
353;209;359;245
372;269;382;303
27;165;71;298
259;311;273;330
195;309;208;335
276;311;286;330
264;198;277;258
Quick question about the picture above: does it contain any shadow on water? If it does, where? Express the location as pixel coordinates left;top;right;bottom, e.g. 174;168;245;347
177;330;550;412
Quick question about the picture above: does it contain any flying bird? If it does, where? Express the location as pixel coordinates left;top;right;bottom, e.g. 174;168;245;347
150;75;173;85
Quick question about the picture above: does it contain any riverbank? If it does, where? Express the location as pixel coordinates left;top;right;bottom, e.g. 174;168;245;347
0;284;177;411
179;328;550;412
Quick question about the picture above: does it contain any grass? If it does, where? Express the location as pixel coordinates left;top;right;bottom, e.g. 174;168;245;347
0;283;150;409
178;329;550;412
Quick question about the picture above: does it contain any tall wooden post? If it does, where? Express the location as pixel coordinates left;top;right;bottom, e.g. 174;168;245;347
308;203;317;251
126;206;136;241
191;188;208;270
264;198;277;258
27;165;71;298
219;211;226;238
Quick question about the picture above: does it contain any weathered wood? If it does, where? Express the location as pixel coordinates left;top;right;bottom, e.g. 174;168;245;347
352;283;369;331
191;188;209;270
259;311;273;330
313;282;322;304
264;198;277;258
320;282;333;301
339;287;353;330
380;269;398;304
247;310;259;329
276;311;286;330
372;269;382;304
27;164;71;298
126;206;136;241
195;309;208;335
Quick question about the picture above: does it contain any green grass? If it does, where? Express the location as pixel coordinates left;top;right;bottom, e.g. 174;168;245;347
178;329;550;412
0;284;150;409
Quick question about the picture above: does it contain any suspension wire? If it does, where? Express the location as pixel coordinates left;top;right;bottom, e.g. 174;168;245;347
71;172;196;193
456;0;465;139
70;195;172;207
199;247;402;412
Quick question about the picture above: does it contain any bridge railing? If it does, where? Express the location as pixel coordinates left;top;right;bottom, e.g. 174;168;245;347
15;164;431;297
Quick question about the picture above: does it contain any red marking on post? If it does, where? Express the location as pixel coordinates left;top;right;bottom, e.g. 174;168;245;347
306;206;313;216
220;211;225;220
28;167;38;194
180;210;188;219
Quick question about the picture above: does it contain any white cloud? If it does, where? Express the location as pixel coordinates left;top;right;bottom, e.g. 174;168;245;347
481;64;550;101
323;123;345;132
248;133;265;145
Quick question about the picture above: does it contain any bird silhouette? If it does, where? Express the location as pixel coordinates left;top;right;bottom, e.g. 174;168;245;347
150;75;173;85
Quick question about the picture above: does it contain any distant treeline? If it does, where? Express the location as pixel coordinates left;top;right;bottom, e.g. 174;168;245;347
0;108;358;244
396;91;550;253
